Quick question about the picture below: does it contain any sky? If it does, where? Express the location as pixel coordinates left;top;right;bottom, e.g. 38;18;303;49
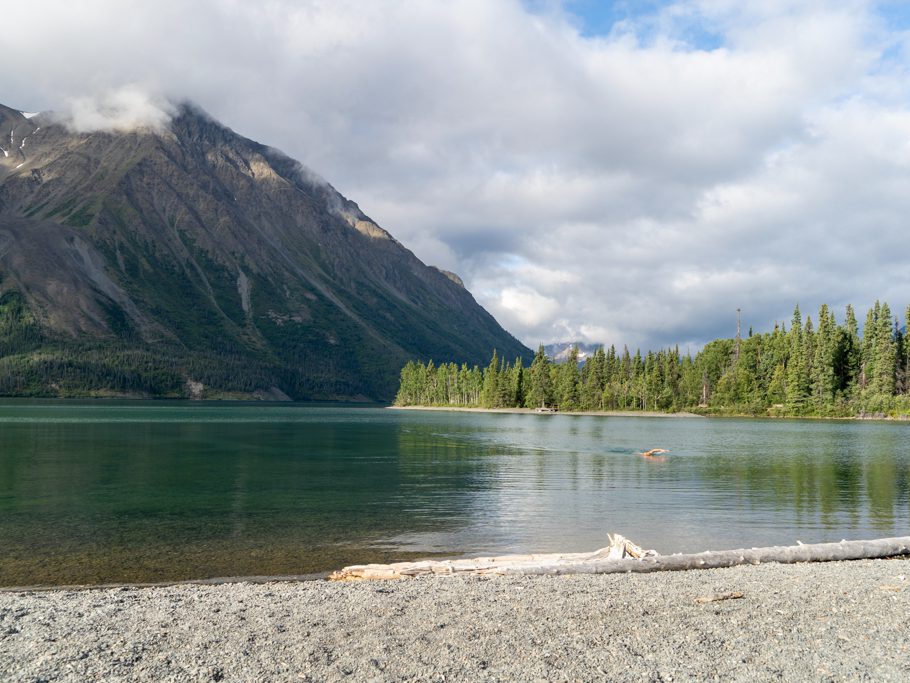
3;0;910;352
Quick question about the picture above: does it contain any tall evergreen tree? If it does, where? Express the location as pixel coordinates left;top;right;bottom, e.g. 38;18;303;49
810;304;837;410
480;349;501;408
902;305;910;394
894;318;907;395
557;346;581;410
505;357;525;407
872;303;896;397
837;305;861;399
860;302;880;394
581;346;606;410
525;345;552;408
786;305;809;411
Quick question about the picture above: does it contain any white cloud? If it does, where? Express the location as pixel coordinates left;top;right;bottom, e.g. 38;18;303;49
2;0;909;351
493;286;561;330
59;86;174;132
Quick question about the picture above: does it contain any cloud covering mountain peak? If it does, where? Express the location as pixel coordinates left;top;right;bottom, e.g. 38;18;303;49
51;86;176;133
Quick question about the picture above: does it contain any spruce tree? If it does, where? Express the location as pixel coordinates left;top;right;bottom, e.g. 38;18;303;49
480;350;500;408
662;346;681;410
838;305;861;399
810;304;836;410
502;357;524;407
525;345;552;408
582;346;606;410
872;303;896;397
894;318;907;395
903;305;910;394
786;305;809;412
557;346;581;410
618;346;632;408
860;302;879;394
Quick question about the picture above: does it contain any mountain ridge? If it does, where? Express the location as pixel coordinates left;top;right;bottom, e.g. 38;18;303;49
0;101;530;400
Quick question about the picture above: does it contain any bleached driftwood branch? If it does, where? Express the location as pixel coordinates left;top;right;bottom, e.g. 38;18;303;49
328;535;910;581
330;533;651;581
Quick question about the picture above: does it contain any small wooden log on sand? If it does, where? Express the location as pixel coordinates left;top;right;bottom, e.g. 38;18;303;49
328;535;910;581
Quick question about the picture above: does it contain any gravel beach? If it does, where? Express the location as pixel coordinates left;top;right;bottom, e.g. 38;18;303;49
2;559;908;682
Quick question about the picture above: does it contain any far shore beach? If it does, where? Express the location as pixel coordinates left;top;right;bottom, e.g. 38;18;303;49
388;405;703;418
389;404;910;421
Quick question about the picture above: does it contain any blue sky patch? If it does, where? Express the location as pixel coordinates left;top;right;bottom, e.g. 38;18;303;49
876;0;910;30
524;0;725;50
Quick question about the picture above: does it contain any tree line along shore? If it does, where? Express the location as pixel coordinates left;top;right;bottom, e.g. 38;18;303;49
395;301;910;417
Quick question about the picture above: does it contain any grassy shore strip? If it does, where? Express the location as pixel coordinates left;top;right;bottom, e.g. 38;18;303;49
2;559;908;681
388;405;703;417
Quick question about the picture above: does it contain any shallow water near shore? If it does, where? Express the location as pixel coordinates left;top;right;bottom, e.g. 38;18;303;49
1;400;908;586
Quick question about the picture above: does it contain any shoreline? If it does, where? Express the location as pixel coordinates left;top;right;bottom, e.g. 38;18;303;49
0;572;330;594
388;405;703;418
2;398;906;421
389;404;910;422
2;559;907;680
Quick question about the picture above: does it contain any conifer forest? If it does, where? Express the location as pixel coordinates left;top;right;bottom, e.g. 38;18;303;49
395;302;910;417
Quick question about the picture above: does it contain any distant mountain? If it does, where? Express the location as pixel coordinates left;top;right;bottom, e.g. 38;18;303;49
0;102;529;400
543;342;602;364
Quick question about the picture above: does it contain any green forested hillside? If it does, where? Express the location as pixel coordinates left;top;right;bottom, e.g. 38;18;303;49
395;302;910;417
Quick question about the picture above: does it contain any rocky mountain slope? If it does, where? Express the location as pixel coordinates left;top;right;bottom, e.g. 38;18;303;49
0;102;529;400
544;342;601;364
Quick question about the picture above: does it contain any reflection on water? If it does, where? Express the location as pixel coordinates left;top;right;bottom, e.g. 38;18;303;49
0;401;908;586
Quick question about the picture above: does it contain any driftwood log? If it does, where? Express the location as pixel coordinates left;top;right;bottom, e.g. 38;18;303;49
328;535;910;581
330;534;652;581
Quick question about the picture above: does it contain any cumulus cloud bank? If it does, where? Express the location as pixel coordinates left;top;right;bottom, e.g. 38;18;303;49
3;0;909;351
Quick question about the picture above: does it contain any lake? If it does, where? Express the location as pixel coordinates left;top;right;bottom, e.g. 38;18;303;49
1;401;908;586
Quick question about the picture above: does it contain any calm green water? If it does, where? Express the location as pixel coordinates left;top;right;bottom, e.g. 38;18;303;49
1;401;908;586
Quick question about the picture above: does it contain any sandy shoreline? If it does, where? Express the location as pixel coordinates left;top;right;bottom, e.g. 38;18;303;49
389;405;910;421
388;405;703;418
2;559;908;681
